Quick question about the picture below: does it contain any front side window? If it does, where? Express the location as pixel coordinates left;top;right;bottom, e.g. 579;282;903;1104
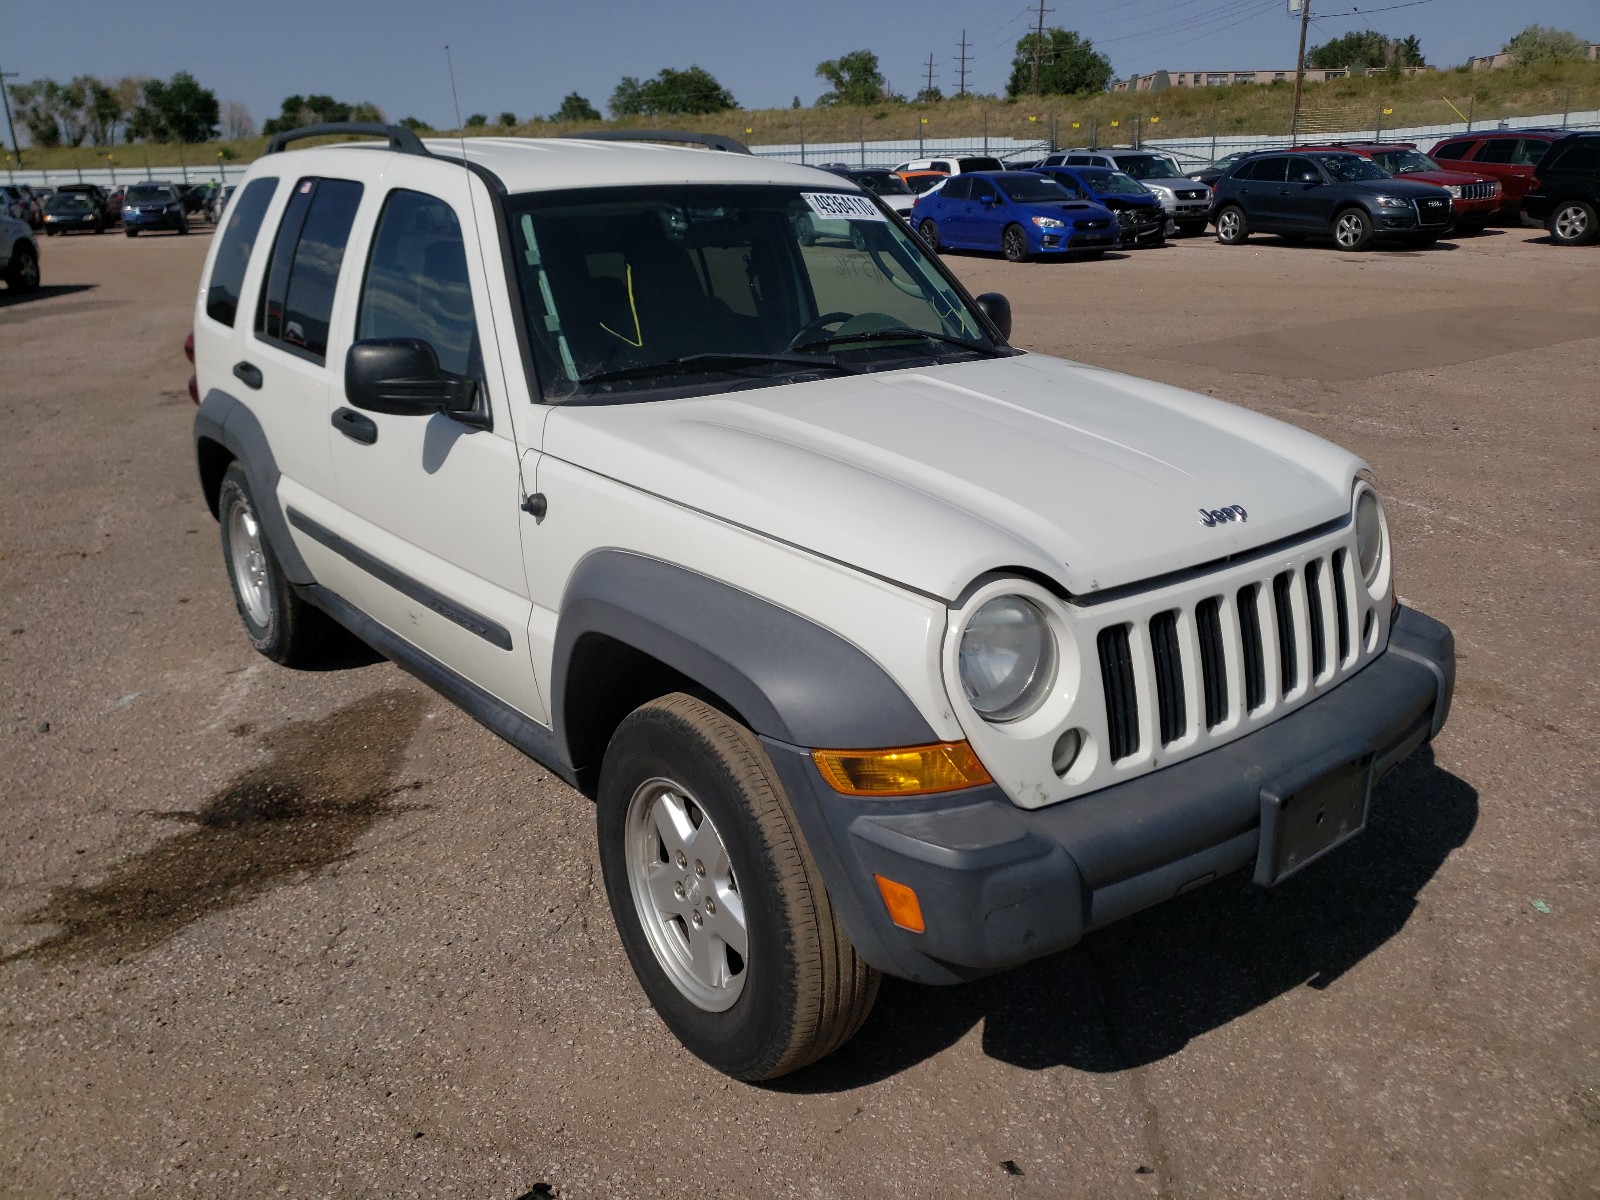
357;189;479;379
1512;139;1549;166
206;177;278;327
506;184;997;402
255;177;363;360
941;177;973;201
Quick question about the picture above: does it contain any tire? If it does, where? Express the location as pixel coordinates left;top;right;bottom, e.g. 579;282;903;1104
1332;207;1374;251
216;462;334;666
1215;204;1248;245
597;693;880;1081
1548;199;1599;246
918;217;940;251
178;217;189;235
4;241;40;292
125;228;139;237
1001;223;1030;262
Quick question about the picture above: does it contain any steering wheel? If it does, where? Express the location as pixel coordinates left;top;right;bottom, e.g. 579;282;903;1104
785;311;853;351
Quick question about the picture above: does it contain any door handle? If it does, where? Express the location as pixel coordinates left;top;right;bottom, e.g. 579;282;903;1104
332;407;378;445
233;361;263;389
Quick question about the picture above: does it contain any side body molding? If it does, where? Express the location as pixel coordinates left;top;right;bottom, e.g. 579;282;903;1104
194;388;314;584
553;551;940;754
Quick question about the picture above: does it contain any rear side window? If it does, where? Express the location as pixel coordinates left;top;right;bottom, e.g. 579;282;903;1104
941;177;972;201
1474;139;1518;164
357;190;480;379
1432;141;1471;160
256;177;364;361
205;177;278;327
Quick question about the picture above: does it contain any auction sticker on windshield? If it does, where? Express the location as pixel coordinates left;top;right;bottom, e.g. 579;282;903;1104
802;192;885;220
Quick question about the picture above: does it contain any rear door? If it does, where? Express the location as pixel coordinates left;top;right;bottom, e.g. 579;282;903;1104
1234;156;1288;227
1278;157;1328;230
323;162;548;722
1466;137;1542;204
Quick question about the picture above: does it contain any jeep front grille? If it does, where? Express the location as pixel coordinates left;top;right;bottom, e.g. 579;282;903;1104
1098;547;1362;762
1460;182;1496;201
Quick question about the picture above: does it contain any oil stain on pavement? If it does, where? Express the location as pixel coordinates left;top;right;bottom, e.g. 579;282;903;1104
5;688;430;966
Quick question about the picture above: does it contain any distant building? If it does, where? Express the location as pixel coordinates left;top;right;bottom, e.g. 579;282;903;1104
1112;65;1433;92
1468;44;1599;70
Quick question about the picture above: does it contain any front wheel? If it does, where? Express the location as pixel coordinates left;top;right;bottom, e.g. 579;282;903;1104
1215;205;1248;245
597;694;880;1081
918;217;940;251
1333;207;1374;251
125;228;139;237
1001;223;1030;262
1549;199;1598;246
4;242;40;292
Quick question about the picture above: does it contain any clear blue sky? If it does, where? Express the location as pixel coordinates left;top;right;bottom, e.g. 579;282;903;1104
3;0;1595;141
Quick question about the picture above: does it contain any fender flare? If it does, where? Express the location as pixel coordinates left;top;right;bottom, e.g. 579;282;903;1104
553;551;939;755
193;388;314;584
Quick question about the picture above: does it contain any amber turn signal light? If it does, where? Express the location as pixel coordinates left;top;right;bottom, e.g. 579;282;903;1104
874;874;925;933
812;741;991;797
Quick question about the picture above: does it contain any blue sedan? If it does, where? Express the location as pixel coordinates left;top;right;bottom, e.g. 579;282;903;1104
1032;166;1167;248
910;171;1117;261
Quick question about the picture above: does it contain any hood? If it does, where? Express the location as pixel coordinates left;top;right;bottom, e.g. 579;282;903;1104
1345;178;1451;198
544;355;1360;600
1017;200;1114;225
1390;169;1492;188
1095;193;1163;210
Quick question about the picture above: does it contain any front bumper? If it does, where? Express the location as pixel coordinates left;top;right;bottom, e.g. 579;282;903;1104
124;209;183;229
765;605;1454;985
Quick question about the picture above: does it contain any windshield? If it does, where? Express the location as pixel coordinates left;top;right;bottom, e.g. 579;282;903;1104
902;174;946;194
1087;171;1148;195
1371;149;1439;176
849;171;911;196
127;185;175;203
1115;155;1182;180
1312;154;1390;182
46;193;92;211
997;174;1074;203
507;184;994;401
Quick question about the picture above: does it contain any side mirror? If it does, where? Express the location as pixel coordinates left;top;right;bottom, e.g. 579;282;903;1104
345;338;484;426
975;292;1012;341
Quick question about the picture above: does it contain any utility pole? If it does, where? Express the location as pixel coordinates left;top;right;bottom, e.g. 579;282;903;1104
1030;0;1055;96
0;64;22;169
924;52;937;98
954;31;971;98
1289;0;1311;140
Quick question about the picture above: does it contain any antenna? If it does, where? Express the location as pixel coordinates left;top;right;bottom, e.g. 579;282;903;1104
441;45;500;429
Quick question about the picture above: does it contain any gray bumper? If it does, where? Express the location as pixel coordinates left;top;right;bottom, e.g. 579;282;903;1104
764;605;1455;985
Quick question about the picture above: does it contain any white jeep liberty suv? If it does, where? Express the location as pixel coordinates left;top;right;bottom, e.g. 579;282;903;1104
191;124;1454;1080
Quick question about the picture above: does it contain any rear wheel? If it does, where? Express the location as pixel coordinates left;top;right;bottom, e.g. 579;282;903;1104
1215;205;1248;245
1332;207;1374;251
918;217;940;251
597;694;880;1081
4;242;39;292
1549;199;1598;246
125;228;139;237
1001;223;1030;262
217;463;335;666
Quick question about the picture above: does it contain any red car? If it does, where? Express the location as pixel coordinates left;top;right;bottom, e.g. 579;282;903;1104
1427;129;1565;218
1294;142;1500;233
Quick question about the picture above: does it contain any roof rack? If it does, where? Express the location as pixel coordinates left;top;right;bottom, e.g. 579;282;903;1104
265;122;429;157
558;130;752;155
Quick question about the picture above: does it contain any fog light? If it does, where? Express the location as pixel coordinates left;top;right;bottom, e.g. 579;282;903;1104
1051;728;1083;778
874;874;925;933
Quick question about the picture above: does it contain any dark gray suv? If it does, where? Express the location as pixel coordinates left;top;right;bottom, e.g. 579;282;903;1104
1211;150;1454;251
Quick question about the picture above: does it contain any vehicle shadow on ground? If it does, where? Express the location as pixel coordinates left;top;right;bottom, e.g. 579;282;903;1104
1241;237;1461;254
0;282;96;308
779;747;1476;1092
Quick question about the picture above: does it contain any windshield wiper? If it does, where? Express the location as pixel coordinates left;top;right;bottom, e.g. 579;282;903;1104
789;326;1003;357
578;352;859;386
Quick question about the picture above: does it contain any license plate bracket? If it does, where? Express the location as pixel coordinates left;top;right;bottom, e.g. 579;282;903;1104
1253;744;1374;887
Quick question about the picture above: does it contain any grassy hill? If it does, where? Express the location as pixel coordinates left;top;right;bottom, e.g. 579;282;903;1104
11;59;1599;175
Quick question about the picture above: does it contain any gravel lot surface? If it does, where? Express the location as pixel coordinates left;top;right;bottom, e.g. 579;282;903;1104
3;222;1597;1199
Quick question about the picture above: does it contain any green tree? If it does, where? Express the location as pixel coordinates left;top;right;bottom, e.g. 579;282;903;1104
465;113;488;127
499;111;517;127
129;72;219;142
915;86;944;104
86;78;127;145
8;80;65;148
610;66;735;116
1307;29;1424;70
553;92;602;122
815;50;893;106
398;116;431;132
1501;24;1588;64
1005;29;1112;98
262;94;384;136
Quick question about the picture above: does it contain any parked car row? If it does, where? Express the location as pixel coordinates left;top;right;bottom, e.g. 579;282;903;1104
0;178;232;237
1191;131;1599;249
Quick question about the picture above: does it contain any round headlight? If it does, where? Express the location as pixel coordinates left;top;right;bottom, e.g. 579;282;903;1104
1355;486;1386;587
958;596;1057;722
